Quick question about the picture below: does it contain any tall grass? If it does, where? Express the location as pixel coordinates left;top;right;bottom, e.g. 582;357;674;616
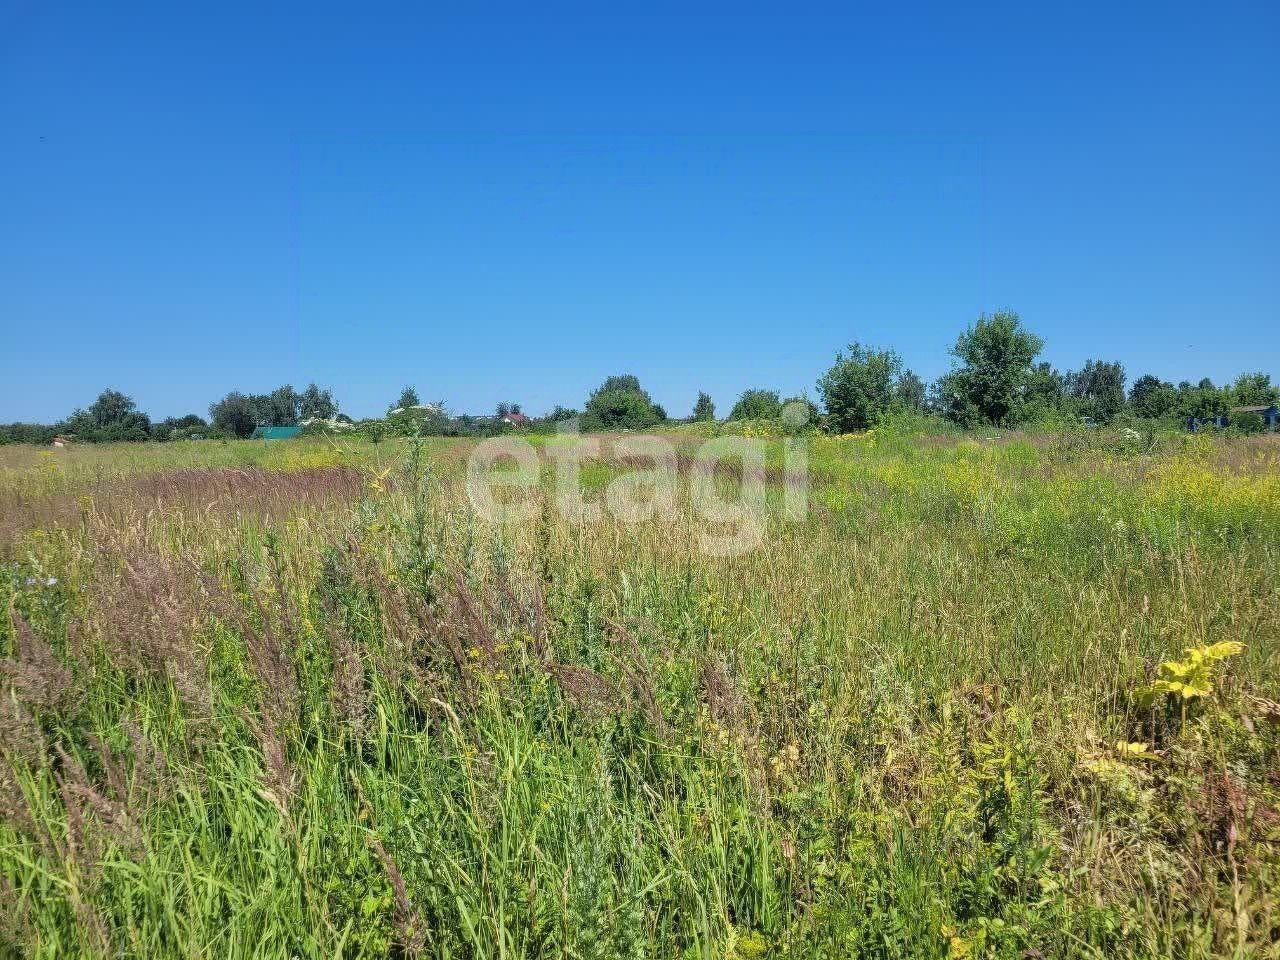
2;431;1278;958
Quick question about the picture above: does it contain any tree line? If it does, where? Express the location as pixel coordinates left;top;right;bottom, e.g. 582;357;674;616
3;311;1276;444
575;312;1277;434
0;383;340;444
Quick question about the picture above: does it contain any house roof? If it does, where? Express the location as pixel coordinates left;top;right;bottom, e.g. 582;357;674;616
252;425;304;440
1232;405;1278;414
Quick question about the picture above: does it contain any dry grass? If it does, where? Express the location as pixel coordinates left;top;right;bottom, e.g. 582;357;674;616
0;428;1277;958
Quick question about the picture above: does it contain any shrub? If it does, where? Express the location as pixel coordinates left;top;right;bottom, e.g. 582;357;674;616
580;375;663;431
817;343;904;432
936;312;1044;426
728;389;783;421
692;392;715;421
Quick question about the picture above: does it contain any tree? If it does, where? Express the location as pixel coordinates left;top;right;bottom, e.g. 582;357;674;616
239;386;300;427
894;370;926;411
209;392;259;438
597;375;643;394
692;392;715;421
61;389;152;441
299;383;337;421
496;402;512;418
88;389;136;427
394;386;421;411
728;389;783;421
580;374;663;431
1068;359;1126;423
151;414;208;441
1230;372;1278;407
1017;362;1067;421
1175;380;1226;421
0;423;59;445
936;312;1044;426
1129;374;1177;419
817;343;903;432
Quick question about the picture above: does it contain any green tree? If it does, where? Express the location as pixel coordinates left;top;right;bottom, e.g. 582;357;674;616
817;343;904;432
209;392;259;438
299;383;337;421
692;392;716;421
1229;372;1277;407
1068;359;1126;423
936;312;1044;426
151;414;208;441
243;386;300;426
580;375;663;431
88;389;136;427
894;370;926;411
1129;374;1177;419
394;386;421;411
1175;380;1226;421
728;389;783;421
597;375;643;394
1017;362;1067;421
0;423;59;445
63;389;152;441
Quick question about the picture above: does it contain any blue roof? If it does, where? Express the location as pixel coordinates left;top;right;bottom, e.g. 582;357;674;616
252;426;303;440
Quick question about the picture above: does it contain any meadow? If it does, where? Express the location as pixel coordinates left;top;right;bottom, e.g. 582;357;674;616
2;426;1278;959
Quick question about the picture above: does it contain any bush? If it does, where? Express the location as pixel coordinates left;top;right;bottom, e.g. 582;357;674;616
728;389;783;421
937;312;1044;426
1230;411;1267;434
580;389;662;431
0;423;59;445
580;375;663;431
817;343;904;432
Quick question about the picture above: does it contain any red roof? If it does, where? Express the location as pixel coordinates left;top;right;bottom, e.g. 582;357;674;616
504;411;530;424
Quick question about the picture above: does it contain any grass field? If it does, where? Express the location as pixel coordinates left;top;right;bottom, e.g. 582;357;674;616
2;427;1279;958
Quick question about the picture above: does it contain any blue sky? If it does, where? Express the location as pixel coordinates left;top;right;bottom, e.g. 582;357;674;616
2;1;1277;422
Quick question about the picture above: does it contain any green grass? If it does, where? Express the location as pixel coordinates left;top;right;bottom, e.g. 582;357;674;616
2;429;1278;958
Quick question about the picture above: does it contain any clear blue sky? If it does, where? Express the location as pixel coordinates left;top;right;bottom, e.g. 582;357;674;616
2;1;1277;422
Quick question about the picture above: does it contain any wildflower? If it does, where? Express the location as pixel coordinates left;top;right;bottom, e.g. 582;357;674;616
1114;741;1153;758
1137;641;1245;704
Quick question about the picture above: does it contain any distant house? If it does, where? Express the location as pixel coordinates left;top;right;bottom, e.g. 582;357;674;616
251;426;303;440
50;436;71;448
1232;405;1280;430
502;411;530;426
1186;406;1279;432
1186;414;1229;432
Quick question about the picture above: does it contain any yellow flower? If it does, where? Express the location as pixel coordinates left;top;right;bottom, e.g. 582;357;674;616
1114;741;1151;758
